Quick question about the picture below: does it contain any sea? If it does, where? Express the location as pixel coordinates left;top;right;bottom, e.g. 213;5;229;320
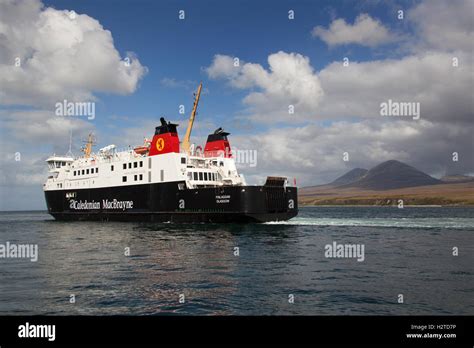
0;207;472;315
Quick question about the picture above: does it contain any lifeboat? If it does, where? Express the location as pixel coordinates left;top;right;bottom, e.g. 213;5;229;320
134;138;151;155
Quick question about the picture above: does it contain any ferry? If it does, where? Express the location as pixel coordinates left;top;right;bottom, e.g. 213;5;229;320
43;83;298;222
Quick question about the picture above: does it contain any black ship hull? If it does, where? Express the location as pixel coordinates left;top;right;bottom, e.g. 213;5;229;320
44;181;298;223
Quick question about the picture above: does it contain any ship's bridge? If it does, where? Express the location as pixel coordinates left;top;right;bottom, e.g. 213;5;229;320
46;155;74;172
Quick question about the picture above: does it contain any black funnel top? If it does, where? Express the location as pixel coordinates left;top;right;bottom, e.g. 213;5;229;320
207;127;230;142
155;117;178;135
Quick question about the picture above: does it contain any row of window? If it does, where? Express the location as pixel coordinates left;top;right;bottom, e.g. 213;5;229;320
73;160;144;176
188;171;217;182
73;168;98;176
122;161;144;170
122;174;144;182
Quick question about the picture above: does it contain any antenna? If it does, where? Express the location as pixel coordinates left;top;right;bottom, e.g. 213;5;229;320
66;129;73;157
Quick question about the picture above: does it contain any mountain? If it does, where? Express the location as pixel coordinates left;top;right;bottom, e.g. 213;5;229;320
341;160;441;190
299;160;473;205
330;168;368;185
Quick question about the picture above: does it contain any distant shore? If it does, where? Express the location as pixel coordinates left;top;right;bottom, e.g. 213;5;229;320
298;181;474;207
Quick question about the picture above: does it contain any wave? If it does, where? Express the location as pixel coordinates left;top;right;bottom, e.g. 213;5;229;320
265;217;474;229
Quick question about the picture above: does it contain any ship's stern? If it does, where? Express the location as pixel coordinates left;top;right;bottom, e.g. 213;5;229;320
241;176;298;222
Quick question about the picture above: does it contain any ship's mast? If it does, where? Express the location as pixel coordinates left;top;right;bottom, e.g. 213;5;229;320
181;82;203;154
81;133;95;158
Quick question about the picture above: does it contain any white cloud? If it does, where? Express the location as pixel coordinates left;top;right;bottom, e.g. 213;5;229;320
0;0;147;107
311;13;395;47
205;54;240;79
0;109;94;149
160;77;196;90
205;0;474;183
317;51;473;123
207;51;324;123
408;0;474;53
231;119;473;186
0;0;147;209
206;50;473;124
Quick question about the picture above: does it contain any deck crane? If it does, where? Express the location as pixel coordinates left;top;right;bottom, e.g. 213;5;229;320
181;82;203;154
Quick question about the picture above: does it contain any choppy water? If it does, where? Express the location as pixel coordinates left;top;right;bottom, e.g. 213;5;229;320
0;207;472;315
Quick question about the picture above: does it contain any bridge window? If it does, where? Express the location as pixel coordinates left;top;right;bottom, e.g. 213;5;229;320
82;170;85;175
134;162;138;168
122;176;127;182
199;172;203;181
123;163;126;170
139;174;143;181
134;174;138;181
86;169;89;174
193;172;198;180
111;165;114;171
128;163;132;169
140;161;143;167
204;172;208;181
181;157;186;164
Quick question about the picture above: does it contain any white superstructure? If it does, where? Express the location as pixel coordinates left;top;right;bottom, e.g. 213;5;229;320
43;147;246;192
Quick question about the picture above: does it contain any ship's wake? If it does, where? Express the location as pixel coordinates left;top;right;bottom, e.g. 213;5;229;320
265;217;474;229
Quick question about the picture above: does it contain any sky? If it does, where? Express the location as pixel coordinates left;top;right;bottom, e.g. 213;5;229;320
0;0;473;210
